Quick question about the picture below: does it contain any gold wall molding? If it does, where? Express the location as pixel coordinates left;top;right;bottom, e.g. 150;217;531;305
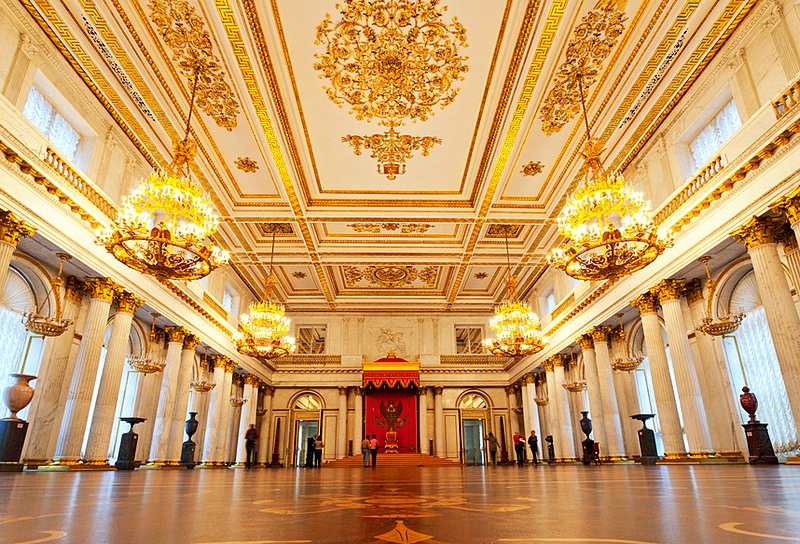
348;223;434;234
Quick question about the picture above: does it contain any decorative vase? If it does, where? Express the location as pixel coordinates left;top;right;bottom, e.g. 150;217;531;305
2;373;37;421
579;411;592;439
185;412;199;441
740;386;759;424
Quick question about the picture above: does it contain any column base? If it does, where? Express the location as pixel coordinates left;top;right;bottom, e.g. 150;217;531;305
601;456;635;463
161;460;183;468
50;457;82;466
785;456;800;465
717;451;746;463
553;458;581;464
139;461;165;470
37;464;70;471
21;458;50;469
81;458;110;467
687;451;717;459
230;463;246;468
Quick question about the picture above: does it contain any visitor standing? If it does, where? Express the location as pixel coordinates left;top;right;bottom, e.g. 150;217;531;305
369;434;379;467
305;434;316;468
244;424;259;469
314;435;325;467
361;437;371;467
485;432;499;465
513;431;525;466
528;430;539;466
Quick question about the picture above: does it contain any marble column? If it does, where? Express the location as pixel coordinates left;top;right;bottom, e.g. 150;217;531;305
257;386;274;466
52;278;118;465
226;378;243;464
542;360;560;459
337;386;348;459
201;356;228;465
22;278;82;464
535;376;551;439
147;326;187;465
631;292;686;458
433;386;445;458
520;375;533;436
0;209;34;290
552;355;576;460
524;376;542;448
577;334;608;456
732;215;800;433
165;334;200;465
353;387;364;446
418;387;428;455
590;326;625;458
505;384;521;453
234;375;258;466
215;363;236;463
83;291;142;464
133;330;165;461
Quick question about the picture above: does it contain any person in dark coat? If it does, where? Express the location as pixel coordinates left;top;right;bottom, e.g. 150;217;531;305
305;434;316;468
527;430;539;466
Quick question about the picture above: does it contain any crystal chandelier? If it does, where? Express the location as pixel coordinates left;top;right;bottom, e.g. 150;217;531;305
547;76;671;281
696;256;745;336
128;313;167;374
23;253;73;337
611;314;643;372
233;230;296;360
482;226;546;357
97;64;229;280
191;347;216;392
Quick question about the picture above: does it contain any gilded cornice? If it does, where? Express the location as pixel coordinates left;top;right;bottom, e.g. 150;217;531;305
652;279;685;302
631;292;659;314
731;216;787;250
0;209;35;246
84;277;119;302
183;334;201;351
576;334;594;351
116;291;143;314
589;326;612;344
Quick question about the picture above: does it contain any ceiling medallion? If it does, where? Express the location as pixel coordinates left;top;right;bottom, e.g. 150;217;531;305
348;222;434;233
292;271;307;279
474;272;488;280
235;157;259;173
520;161;544;177
314;0;468;179
696;256;745;336
149;0;239;130
344;265;437;288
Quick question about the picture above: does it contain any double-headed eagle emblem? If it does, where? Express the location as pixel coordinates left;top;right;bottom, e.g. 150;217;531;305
376;400;406;431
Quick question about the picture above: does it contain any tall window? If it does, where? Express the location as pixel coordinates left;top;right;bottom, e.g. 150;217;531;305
688;99;741;170
455;326;483;354
222;285;238;316
22;87;82;163
297;326;326;354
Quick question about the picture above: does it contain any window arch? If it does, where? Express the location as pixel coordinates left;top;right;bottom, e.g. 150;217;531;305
458;392;489;410
293;393;323;411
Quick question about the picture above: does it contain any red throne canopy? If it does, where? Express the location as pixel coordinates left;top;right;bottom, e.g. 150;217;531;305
362;353;419;453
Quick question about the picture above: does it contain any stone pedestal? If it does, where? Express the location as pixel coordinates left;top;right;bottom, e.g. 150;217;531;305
0;419;28;471
742;423;779;465
115;417;145;471
632;414;659;465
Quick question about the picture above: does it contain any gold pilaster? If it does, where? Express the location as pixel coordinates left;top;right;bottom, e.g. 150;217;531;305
0;209;35;246
523;374;534;385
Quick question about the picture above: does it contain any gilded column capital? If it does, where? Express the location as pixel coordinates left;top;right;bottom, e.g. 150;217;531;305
523;374;534;385
224;360;238;373
771;187;800;225
684;278;704;305
211;354;229;368
116;291;143;314
84;277;119;302
433;386;444;396
589;326;612;344
165;326;188;344
552;354;568;367
542;358;555;372
731;215;786;250
244;374;260;387
338;386;349;396
152;328;165;345
504;385;517;395
353;386;363;396
417;386;428;396
0;210;35;246
631;292;659;314
64;277;85;303
261;384;275;396
576;334;594;350
652;279;685;302
183;334;201;351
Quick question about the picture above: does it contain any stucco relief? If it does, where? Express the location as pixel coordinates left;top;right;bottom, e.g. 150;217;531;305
365;319;418;361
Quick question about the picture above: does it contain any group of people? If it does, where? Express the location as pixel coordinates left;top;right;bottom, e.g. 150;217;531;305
304;433;326;467
485;430;539;466
360;434;380;467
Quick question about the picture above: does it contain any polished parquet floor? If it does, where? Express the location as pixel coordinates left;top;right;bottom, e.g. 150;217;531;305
1;464;799;544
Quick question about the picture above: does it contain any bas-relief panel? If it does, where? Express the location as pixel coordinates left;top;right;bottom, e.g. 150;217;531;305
364;318;419;361
745;27;785;104
0;17;21;88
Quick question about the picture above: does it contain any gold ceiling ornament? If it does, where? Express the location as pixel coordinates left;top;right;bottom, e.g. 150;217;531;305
292;271;307;279
546;73;671;281
474;272;488;280
540;0;627;136
22;253;73;337
343;128;441;180
234;157;259;173
191;346;217;393
149;0;239;130
97;62;230;281
233;231;296;360
128;313;167;374
348;222;434;234
521;161;544;177
695;256;746;336
344;265;437;288
611;313;643;372
482;225;546;358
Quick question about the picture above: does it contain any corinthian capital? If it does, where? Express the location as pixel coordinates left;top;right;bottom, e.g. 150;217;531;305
0;210;35;247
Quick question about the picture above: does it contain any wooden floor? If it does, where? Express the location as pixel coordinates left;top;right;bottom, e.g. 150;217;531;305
1;464;798;543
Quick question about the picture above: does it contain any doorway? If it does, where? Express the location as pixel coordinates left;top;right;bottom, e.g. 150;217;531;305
295;420;318;468
462;418;485;465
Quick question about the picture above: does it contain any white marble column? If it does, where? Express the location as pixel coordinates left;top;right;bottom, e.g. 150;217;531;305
133;336;165;462
733;215;800;433
83;292;142;464
552;356;576;460
590;327;626;458
52;278;117;465
542;361;560;459
23;278;82;464
215;364;235;463
201;356;227;465
576;334;608;456
257;386;274;466
226;381;242;463
613;365;639;455
632;292;686;458
418;387;428;455
433;386;445;458
525;376;542;448
0;209;34;290
234;376;258;466
353;387;364;448
505;385;521;457
147;327;187;465
337;386;348;459
165;334;200;464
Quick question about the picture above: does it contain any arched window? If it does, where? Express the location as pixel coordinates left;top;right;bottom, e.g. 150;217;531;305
458;393;487;410
0;268;36;381
294;394;322;411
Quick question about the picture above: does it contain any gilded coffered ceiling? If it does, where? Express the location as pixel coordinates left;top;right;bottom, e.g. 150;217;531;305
18;0;757;312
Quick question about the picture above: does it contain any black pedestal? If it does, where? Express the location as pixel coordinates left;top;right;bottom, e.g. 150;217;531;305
181;440;196;469
743;422;779;464
581;438;595;465
632;414;658;465
115;431;139;470
0;419;28;472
